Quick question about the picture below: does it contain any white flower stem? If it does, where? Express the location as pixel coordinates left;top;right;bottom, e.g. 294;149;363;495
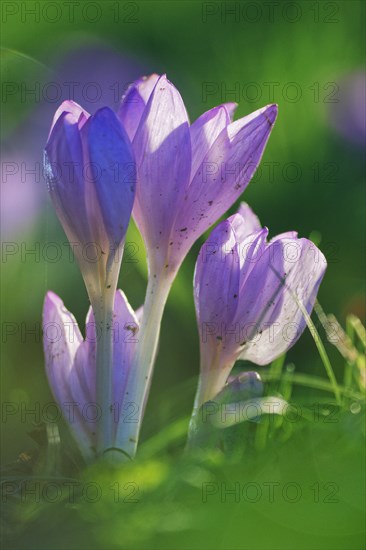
116;271;173;458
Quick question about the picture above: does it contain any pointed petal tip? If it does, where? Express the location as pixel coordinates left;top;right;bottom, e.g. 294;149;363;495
143;72;161;80
264;103;278;125
247;103;278;126
54;100;88;123
47;101;90;142
92;106;122;125
57;99;84;114
223;102;238;121
43;291;65;322
237;201;256;218
154;73;183;93
115;288;139;322
44;290;62;308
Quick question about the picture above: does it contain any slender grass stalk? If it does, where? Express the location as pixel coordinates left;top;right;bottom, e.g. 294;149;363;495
344;314;357;388
260;372;364;400
347;314;366;349
300;304;341;405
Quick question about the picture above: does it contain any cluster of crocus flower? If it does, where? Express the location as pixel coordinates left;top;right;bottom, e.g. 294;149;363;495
43;74;326;462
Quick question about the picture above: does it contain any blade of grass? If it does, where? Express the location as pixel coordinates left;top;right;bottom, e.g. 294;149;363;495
348;314;366;349
261;371;364;400
269;265;342;406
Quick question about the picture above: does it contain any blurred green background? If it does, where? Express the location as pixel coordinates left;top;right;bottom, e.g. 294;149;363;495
1;1;365;548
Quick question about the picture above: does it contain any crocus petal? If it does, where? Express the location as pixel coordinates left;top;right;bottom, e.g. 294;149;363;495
270;231;298;242
118;74;160;141
112;290;140;413
221;371;264;403
190;105;231;180
234;202;262;240
135;304;144;324
48;100;90;138
44;106;91;247
132;74;191;266
45;102;136;298
237;227;269;286
86;107;136;252
43;289;140;457
170;104;278;270
73;290;139;414
43;291;94;458
194;220;240;370
223;102;238;122
73;306;97;403
237;237;327;365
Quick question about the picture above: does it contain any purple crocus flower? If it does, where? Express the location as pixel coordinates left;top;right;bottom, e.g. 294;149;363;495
43;290;140;461
119;74;278;277
44;102;136;455
44;100;136;303
116;75;278;457
193;202;327;406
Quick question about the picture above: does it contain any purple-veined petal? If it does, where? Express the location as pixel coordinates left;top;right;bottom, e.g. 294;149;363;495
237;226;269;286
237;237;327;365
190;105;231;180
45;103;136;292
118;74;160;141
43;291;95;458
229;208;268;284
170;104;278;270
132;74;191;267
194;220;240;370
86;106;136;252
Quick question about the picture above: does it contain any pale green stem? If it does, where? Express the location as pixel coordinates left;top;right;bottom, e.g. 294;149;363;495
84;247;122;459
93;293;115;456
186;354;232;449
115;270;174;458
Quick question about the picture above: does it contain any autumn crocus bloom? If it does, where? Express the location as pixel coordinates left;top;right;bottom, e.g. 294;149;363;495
44;101;135;303
119;74;277;278
44;101;136;454
43;290;140;461
193;203;327;409
117;75;278;456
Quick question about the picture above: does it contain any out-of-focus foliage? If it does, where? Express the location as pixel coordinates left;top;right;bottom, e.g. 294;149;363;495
1;1;365;548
